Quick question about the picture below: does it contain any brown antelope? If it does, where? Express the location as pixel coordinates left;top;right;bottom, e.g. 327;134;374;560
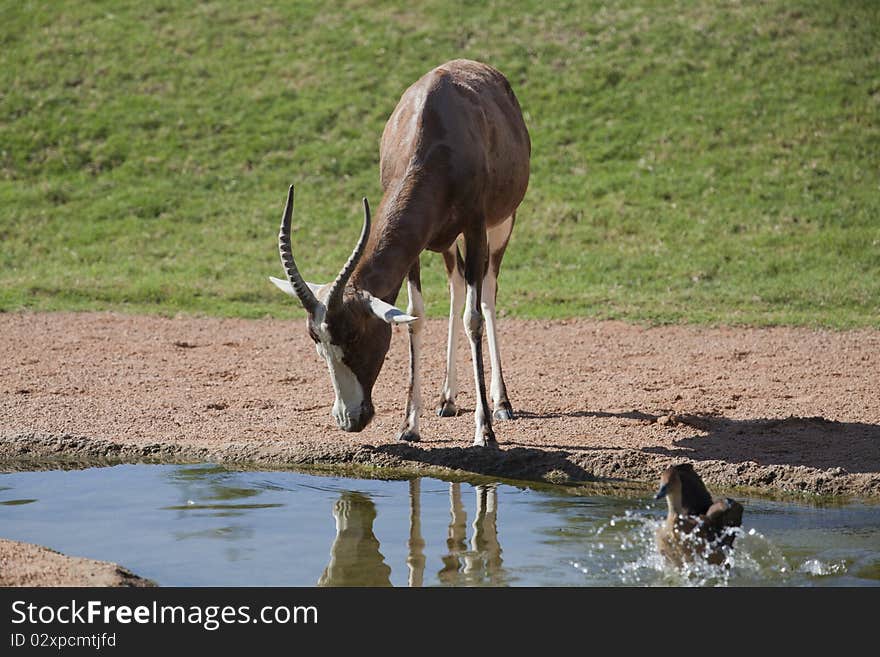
270;59;530;446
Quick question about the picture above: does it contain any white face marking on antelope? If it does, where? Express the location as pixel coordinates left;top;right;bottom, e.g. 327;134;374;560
311;310;368;432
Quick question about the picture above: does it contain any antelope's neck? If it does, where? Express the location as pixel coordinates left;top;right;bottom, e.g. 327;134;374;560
351;179;439;303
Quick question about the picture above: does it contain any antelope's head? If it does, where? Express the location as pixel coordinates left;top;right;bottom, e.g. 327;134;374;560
270;186;417;432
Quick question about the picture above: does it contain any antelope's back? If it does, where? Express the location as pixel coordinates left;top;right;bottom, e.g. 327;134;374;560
380;60;530;224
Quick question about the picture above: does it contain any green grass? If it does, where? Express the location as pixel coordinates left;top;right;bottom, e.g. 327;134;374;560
1;0;878;327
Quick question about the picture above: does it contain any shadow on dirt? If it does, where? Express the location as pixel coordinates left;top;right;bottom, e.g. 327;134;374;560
373;409;879;484
643;414;880;474
483;409;879;475
372;443;596;483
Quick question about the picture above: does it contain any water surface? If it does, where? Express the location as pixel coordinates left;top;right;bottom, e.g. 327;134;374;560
1;464;877;586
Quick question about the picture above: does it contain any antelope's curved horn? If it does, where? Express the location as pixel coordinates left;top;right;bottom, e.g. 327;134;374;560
278;185;320;315
326;197;371;311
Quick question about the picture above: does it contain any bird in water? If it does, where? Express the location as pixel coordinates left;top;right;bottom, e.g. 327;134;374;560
654;463;744;566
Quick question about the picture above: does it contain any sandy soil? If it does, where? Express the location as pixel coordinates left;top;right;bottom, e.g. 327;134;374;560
0;311;878;500
0;538;154;587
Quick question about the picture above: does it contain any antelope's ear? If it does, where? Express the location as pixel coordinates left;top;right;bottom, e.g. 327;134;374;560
269;276;323;298
364;293;418;325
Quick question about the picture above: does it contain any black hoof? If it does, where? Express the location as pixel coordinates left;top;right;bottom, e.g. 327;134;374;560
397;430;421;443
493;403;515;421
436;400;459;417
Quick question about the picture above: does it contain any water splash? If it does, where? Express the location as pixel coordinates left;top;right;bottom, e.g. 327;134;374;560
798;559;847;577
576;509;834;586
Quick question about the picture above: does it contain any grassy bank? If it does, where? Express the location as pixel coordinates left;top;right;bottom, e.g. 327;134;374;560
1;1;878;326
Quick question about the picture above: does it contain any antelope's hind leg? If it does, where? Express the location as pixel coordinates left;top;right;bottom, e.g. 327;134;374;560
436;243;466;418
483;213;516;421
397;260;425;442
462;219;497;447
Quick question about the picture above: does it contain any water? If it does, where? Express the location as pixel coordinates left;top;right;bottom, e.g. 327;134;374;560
1;464;878;587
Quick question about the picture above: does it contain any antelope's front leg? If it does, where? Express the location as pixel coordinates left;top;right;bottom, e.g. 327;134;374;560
463;225;497;447
397;263;424;442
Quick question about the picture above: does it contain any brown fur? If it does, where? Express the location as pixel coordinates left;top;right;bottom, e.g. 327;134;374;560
352;59;530;301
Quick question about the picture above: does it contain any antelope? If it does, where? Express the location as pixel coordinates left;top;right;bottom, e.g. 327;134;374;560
270;59;530;447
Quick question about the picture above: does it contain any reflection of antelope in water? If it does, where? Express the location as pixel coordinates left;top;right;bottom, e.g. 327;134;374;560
317;492;392;587
320;480;505;586
406;479;427;587
438;483;507;586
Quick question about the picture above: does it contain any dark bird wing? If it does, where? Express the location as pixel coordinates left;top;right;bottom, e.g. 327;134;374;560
701;498;744;548
705;498;744;528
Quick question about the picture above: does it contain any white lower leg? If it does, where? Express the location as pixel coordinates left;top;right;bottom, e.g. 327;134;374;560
401;279;424;439
440;267;465;409
480;271;508;409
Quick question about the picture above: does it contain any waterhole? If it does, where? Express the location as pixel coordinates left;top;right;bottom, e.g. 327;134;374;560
1;464;878;586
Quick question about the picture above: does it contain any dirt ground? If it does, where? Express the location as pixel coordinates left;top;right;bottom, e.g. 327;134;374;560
0;538;154;587
0;311;877;500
